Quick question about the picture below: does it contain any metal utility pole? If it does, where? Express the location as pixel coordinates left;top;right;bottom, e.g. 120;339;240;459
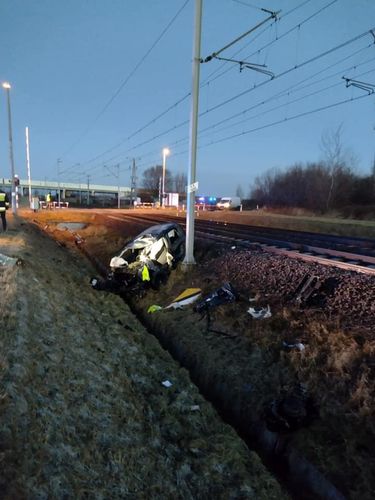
183;0;202;266
105;163;121;208
57;158;62;207
130;158;137;207
2;82;17;214
117;164;121;209
87;175;90;206
25;126;32;208
158;176;162;206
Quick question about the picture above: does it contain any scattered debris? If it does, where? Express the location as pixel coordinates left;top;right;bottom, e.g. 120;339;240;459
0;253;21;267
147;304;163;314
147;289;202;313
282;341;305;351
74;234;85;245
161;380;173;388
194;283;239;335
290;273;339;307
248;305;271;319
194;282;238;314
264;383;318;433
165;288;202;309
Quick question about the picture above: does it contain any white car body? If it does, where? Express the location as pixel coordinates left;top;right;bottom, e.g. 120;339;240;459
216;196;241;210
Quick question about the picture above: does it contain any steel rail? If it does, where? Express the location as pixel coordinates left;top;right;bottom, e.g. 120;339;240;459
104;212;375;274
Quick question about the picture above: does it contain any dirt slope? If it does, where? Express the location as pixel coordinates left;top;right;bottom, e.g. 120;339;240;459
0;216;287;499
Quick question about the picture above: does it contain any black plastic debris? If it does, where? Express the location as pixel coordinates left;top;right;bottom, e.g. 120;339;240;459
264;383;318;433
194;282;238;314
194;282;239;335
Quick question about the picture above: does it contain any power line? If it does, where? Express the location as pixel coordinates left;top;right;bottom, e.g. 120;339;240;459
202;66;375;140
231;0;265;12
202;10;279;63
83;38;373;174
201;28;375;116
59;0;190;159
198;46;375;136
201;0;315;85
82;92;191;167
109;28;375;161
69;18;374;179
201;93;372;148
202;0;340;87
74;0;315;169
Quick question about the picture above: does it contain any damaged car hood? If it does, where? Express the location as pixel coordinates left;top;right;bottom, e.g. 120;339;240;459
110;234;173;270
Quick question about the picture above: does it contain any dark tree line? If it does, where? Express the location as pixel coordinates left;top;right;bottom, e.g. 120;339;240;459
250;127;375;216
250;162;375;214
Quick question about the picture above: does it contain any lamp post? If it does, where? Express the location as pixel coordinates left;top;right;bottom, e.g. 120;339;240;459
2;82;17;214
162;147;170;208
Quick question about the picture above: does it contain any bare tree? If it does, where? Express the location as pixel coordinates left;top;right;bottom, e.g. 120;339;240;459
174;172;187;193
235;184;244;198
142;165;173;195
320;124;356;211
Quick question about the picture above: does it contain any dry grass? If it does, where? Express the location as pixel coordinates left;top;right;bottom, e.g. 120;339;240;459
18;207;375;499
0;215;287;499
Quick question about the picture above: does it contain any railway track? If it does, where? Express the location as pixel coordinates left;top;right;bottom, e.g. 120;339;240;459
106;211;375;275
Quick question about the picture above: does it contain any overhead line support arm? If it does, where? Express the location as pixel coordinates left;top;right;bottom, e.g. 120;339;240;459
201;10;280;63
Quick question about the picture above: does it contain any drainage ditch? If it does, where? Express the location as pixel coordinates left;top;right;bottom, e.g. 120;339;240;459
130;302;346;500
46;222;347;500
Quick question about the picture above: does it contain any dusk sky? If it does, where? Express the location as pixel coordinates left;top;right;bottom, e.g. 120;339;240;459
0;0;374;197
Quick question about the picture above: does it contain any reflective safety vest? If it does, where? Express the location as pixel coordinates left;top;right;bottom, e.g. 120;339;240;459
0;192;10;212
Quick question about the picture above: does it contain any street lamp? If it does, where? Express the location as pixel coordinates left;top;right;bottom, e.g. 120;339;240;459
2;81;17;214
162;147;170;208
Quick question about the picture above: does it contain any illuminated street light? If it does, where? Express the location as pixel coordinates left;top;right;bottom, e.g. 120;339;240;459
2;81;17;214
162;147;170;208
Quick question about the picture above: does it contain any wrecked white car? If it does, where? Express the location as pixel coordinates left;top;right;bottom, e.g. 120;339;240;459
91;222;185;294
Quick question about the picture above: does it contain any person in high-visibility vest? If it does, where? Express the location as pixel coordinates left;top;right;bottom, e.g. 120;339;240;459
46;192;52;209
0;189;10;231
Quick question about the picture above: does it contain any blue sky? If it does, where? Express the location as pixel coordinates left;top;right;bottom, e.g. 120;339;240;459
0;0;374;197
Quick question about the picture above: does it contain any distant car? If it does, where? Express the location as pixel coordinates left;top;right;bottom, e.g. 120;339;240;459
216;196;241;210
91;222;185;295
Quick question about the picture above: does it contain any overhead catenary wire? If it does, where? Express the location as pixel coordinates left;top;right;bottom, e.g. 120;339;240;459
199;66;375;139
70;71;374;182
200;92;373;149
59;0;190;160
74;0;320;171
201;28;375;117
198;46;375;135
201;0;317;84
93;28;375;164
89;61;375;174
201;9;279;63
231;0;266;13
67;9;374;184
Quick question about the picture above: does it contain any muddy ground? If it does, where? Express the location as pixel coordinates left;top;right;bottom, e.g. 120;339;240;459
4;208;375;500
0;213;287;499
